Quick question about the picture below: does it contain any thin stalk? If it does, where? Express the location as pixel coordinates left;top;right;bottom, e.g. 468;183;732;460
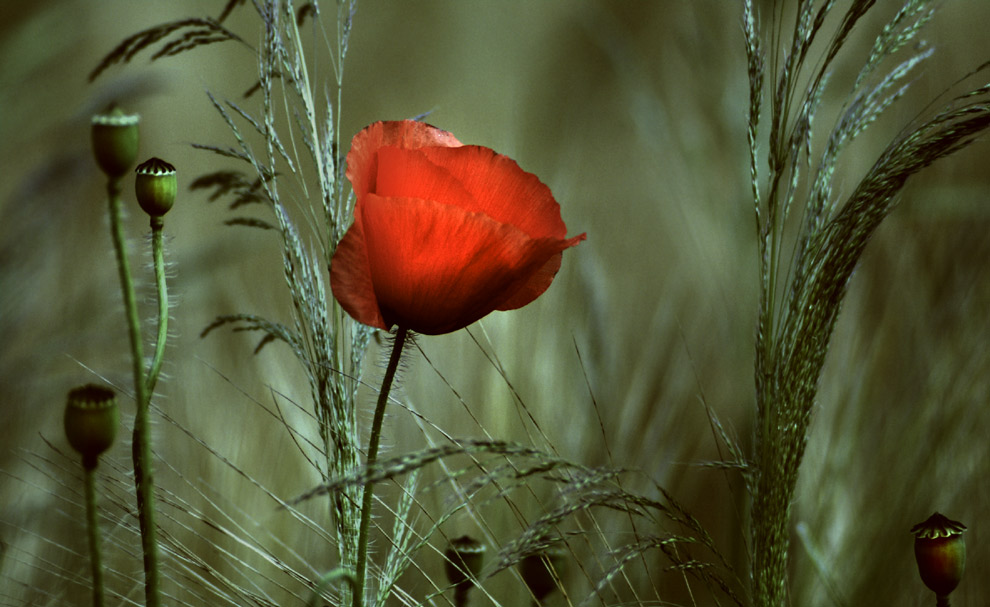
453;584;471;607
146;217;168;394
106;178;160;607
83;464;105;607
353;326;408;607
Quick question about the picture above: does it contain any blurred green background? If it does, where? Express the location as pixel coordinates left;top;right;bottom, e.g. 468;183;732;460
2;1;989;605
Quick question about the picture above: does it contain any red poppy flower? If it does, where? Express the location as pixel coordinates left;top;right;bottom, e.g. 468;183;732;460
330;120;585;335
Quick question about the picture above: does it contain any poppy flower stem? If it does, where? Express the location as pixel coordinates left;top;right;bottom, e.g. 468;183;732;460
353;326;408;607
146;219;168;394
83;465;105;607
106;177;160;607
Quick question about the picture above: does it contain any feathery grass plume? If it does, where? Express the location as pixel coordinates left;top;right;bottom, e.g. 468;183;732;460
492;469;745;607
407;333;734;607
168;1;369;603
742;1;990;605
284;435;591;603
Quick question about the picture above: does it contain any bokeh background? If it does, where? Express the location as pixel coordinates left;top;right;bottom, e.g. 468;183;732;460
2;1;988;606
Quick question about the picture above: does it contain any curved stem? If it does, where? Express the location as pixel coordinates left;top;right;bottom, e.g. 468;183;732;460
146;218;168;394
83;465;105;607
353;327;408;607
308;568;358;607
106;178;160;607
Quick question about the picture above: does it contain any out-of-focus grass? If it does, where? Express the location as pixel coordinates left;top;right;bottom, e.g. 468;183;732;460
1;1;988;606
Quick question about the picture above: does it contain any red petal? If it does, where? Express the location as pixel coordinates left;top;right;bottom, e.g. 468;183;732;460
359;194;572;335
346;121;461;200
375;146;478;210
418;145;568;239
496;232;586;311
329;215;389;330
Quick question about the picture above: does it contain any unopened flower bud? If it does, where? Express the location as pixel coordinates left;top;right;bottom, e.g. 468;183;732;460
64;385;119;470
518;545;566;604
911;512;966;599
135;157;177;218
91;106;139;178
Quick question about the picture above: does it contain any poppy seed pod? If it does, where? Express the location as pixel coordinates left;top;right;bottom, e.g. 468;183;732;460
444;535;486;588
64;385;119;470
911;512;966;599
135;157;177;218
91;106;139;178
518;545;566;604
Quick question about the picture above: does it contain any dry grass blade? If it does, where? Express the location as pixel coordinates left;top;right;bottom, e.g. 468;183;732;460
191;143;265;169
188;170;268;208
224;217;277;230
584;535;745;607
89;18;249;82
200;313;306;357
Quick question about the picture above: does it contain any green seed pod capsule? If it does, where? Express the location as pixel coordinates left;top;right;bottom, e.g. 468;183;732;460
91;106;139;178
445;535;486;588
64;385;119;470
911;512;966;599
135;157;177;218
518;545;566;604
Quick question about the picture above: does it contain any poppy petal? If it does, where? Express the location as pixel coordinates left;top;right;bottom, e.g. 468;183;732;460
418;145;568;240
329;215;389;330
335;120;585;333
375;146;478;210
496;231;586;311
360;194;571;335
346;121;462;200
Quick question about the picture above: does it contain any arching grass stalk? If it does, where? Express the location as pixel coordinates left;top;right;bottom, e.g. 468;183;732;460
308;568;358;607
105;176;161;607
353;326;408;607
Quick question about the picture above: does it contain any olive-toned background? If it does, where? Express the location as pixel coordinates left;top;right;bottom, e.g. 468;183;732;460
2;2;988;605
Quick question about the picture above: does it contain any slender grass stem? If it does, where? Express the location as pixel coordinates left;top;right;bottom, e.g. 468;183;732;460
353;326;408;607
83;465;105;607
106;178;160;607
146;217;168;394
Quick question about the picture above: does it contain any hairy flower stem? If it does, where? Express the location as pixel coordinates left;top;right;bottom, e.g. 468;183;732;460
83;466;105;607
936;595;950;607
146;217;168;393
106;178;160;607
353;327;408;607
